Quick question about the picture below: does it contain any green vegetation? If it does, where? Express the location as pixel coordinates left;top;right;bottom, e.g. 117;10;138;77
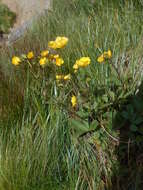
0;0;143;189
0;3;16;33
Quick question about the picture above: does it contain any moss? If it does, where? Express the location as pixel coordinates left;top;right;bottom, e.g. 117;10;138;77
0;3;16;34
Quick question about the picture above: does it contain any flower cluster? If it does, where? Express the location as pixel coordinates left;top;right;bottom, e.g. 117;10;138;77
11;36;112;108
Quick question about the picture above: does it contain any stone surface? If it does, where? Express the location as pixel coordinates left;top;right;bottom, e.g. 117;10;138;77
1;0;51;26
1;0;52;44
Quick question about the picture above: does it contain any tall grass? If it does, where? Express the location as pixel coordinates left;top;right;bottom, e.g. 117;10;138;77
0;0;143;189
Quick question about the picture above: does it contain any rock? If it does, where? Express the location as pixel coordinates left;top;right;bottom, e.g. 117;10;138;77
1;0;52;45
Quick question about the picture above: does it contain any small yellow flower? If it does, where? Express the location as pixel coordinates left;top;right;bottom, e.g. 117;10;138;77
108;50;112;58
48;36;68;49
103;50;112;59
73;63;79;70
74;57;91;69
12;56;21;65
56;73;71;81
41;50;49;57
77;57;91;67
55;36;68;49
53;54;60;59
55;57;64;67
97;54;104;63
48;41;57;49
27;51;34;59
64;74;71;80
39;57;47;66
56;75;64;80
71;95;77;108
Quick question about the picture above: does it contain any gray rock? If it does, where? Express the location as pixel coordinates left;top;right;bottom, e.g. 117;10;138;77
1;0;52;45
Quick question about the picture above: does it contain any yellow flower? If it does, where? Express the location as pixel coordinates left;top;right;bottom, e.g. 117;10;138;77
55;36;68;49
74;69;78;73
71;95;77;108
77;57;91;67
39;57;47;66
27;51;34;59
56;75;64;80
53;54;60;59
41;50;49;57
48;41;57;49
103;50;112;59
48;36;68;49
74;57;91;69
55;57;64;67
56;74;71;81
97;50;112;63
97;54;104;63
73;63;79;70
12;56;21;65
64;74;71;80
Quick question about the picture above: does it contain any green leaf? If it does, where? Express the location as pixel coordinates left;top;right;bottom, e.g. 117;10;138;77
130;124;137;132
102;95;108;103
122;111;129;119
108;90;115;101
134;117;143;125
77;110;89;118
69;118;89;136
90;120;98;130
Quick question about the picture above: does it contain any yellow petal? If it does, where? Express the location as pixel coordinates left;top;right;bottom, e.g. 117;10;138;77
71;95;77;107
64;74;71;80
97;55;104;63
41;50;49;57
48;41;57;49
103;50;112;59
27;51;34;59
53;54;60;59
73;63;79;70
48;37;68;49
55;57;64;66
39;57;47;66
77;57;91;67
107;50;112;58
56;75;64;80
12;56;21;65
